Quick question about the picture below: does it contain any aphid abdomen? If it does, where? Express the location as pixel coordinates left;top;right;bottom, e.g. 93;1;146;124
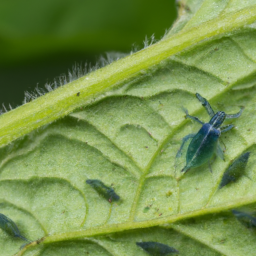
184;124;220;171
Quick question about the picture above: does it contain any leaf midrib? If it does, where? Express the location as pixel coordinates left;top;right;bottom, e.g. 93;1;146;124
12;5;256;256
17;193;255;246
1;5;256;149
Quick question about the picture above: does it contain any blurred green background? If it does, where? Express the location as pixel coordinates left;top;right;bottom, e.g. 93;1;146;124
0;0;177;107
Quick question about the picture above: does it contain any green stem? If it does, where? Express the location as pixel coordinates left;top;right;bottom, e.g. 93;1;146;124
1;5;256;148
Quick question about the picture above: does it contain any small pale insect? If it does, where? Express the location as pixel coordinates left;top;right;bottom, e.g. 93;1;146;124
86;179;120;203
0;213;29;242
219;152;250;189
232;209;256;228
176;93;243;173
136;241;179;255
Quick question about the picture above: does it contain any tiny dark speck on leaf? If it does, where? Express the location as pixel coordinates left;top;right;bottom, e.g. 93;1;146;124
86;179;120;202
76;92;80;96
166;191;172;197
36;237;44;244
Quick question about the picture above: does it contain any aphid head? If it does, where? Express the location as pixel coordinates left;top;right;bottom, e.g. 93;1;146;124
209;111;226;128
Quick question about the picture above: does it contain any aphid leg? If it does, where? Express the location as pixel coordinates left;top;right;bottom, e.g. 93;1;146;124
220;124;234;133
183;108;204;125
208;155;216;173
226;107;244;120
208;161;213;173
219;138;226;152
195;93;215;118
19;235;30;242
20;239;32;250
176;133;196;159
216;142;225;161
175;133;196;175
181;165;190;173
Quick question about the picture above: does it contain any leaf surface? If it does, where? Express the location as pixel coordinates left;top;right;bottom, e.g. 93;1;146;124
1;1;256;255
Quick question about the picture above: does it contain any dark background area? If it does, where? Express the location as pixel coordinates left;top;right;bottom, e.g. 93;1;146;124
0;0;177;107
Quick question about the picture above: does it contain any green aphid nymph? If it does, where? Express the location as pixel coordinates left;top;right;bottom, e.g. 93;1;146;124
219;152;250;188
0;213;29;242
176;93;243;174
136;241;179;255
86;179;120;203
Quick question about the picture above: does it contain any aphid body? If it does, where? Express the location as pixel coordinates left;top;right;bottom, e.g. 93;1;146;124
219;152;250;189
86;179;120;202
136;241;179;255
176;93;243;173
0;213;29;242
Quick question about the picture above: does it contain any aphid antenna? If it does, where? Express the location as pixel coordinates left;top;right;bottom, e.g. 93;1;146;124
182;107;189;118
19;238;33;250
208;162;213;173
219;138;227;152
225;106;244;119
19;235;31;243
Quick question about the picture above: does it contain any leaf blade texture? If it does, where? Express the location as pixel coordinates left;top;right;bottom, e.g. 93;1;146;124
1;1;256;255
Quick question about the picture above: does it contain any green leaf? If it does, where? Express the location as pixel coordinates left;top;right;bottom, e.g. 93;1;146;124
1;1;256;255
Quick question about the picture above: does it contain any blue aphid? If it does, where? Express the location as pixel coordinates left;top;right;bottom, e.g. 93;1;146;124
219;152;250;189
0;213;29;242
86;179;120;203
232;209;256;228
136;241;179;255
176;93;243;173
